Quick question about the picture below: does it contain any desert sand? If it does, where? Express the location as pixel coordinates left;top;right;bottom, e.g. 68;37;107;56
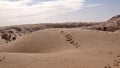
0;28;120;68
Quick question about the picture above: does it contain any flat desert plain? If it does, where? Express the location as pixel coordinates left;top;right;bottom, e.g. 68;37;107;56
0;28;120;68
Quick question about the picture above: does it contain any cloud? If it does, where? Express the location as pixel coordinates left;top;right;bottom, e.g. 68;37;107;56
0;0;85;26
4;0;19;1
84;4;102;8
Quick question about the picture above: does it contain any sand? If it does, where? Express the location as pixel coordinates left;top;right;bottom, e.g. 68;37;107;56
0;28;120;68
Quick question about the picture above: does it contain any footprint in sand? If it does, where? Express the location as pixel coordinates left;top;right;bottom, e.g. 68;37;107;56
117;54;120;57
113;60;119;67
0;55;5;62
60;30;81;48
104;64;111;68
105;54;120;68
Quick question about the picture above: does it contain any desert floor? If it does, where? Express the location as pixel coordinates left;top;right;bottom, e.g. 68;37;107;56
0;28;120;68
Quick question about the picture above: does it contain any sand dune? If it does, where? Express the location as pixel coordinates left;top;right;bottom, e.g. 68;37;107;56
0;28;120;52
0;28;120;68
0;29;75;53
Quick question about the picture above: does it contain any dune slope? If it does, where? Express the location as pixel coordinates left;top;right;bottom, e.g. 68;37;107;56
0;28;120;68
0;29;76;53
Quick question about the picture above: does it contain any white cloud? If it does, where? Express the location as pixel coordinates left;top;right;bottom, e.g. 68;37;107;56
84;4;102;8
0;0;85;26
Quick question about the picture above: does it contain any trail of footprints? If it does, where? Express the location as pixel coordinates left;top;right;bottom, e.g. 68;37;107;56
60;31;120;68
0;55;5;62
105;54;120;68
60;31;80;48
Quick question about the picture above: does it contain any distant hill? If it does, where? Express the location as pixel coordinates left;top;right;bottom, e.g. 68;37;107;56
87;15;120;31
0;22;95;36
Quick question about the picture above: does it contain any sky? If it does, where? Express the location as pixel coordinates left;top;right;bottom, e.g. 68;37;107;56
0;0;120;26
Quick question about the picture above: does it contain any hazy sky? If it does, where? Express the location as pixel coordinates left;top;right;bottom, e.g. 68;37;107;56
0;0;120;26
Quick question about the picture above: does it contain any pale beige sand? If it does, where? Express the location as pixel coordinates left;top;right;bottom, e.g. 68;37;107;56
0;28;120;68
0;38;6;46
114;30;120;34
